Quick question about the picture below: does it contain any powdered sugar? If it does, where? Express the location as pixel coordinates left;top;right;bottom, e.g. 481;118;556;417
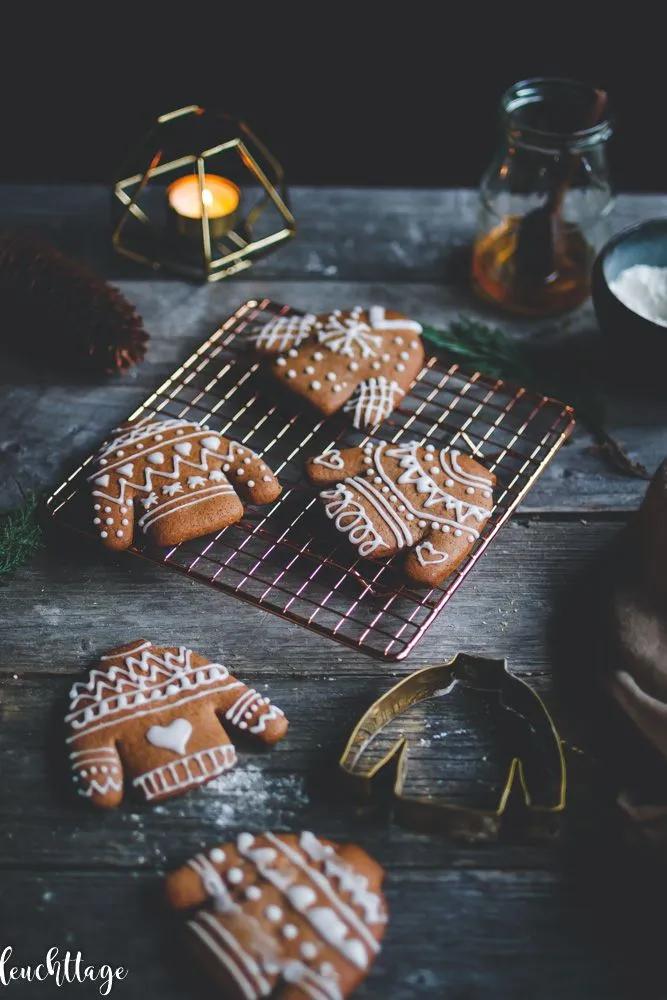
609;264;667;328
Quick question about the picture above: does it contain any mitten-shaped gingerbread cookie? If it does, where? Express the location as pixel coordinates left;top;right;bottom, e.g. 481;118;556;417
165;831;388;1000
88;416;281;549
67;640;288;807
306;440;495;586
250;306;424;428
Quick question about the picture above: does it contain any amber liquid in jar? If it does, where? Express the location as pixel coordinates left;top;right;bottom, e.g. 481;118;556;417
472;215;594;317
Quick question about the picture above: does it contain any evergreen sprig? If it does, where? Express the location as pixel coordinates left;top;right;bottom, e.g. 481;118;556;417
421;318;650;481
0;492;44;579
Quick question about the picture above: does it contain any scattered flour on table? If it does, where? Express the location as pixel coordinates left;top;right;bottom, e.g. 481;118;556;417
609;264;667;327
202;763;310;828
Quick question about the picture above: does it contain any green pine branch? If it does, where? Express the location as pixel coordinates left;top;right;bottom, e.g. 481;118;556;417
421;318;650;481
0;491;44;579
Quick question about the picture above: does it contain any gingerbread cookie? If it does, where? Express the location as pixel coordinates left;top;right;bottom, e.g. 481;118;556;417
306;440;495;586
165;831;387;1000
249;306;424;428
88;417;281;550
66;640;288;807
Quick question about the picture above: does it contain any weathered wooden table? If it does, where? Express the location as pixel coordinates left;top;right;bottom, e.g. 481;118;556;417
1;187;666;999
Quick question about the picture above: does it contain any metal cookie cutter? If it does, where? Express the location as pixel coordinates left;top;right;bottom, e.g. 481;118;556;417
339;653;566;841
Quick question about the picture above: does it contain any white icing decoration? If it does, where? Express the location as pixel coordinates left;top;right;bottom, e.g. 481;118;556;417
368;305;423;333
265;905;282;921
132;744;236;800
188;475;207;489
162;482;183;496
342;376;404;429
415;541;449;566
317;311;381;359
312;449;345;471
251;313;316;352
320;484;388;557
174;441;193;457
146;717;192;756
210;848;226;863
228;867;244;884
117;463;134;477
202;436;220;451
148;452;164;464
94;475;110;488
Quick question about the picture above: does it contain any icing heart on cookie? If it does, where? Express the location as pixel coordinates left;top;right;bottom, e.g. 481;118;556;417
306;439;495;586
88;417;281;549
249;306;425;429
66;640;289;808
146;717;192;756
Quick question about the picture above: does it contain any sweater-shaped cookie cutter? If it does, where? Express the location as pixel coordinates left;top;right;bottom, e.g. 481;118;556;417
339;653;566;841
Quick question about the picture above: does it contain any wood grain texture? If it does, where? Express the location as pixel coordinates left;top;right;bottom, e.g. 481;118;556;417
1;185;665;999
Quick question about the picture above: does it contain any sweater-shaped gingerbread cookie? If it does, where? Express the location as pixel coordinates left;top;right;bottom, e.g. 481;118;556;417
66;641;288;807
250;306;424;428
306;440;495;586
88;417;281;550
165;831;388;1000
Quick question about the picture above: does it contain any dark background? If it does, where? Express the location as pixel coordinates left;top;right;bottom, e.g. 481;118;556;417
2;15;663;191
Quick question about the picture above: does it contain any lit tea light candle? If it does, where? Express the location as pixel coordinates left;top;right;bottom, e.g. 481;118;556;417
167;174;240;238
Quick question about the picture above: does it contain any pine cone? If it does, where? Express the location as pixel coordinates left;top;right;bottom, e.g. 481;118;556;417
0;231;148;374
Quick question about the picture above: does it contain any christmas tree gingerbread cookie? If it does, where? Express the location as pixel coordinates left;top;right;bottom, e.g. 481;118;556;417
165;831;388;999
249;306;424;428
88;417;281;549
66;640;288;808
306;440;495;586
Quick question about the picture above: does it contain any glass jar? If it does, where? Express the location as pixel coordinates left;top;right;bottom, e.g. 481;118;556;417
472;78;614;317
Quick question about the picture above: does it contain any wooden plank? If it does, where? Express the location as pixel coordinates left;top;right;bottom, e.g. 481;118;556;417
0;520;621;674
0;279;662;513
0;867;657;999
0;184;663;283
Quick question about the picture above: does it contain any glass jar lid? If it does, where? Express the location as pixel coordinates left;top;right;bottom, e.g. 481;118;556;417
501;77;613;153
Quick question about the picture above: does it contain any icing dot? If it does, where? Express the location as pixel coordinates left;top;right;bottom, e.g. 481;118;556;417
99;458;107;466
366;468;374;477
244;456;252;464
468;534;475;543
127;500;133;506
263;475;272;482
247;480;255;488
326;372;337;381
363;456;371;464
80;770;87;778
166;684;179;695
382;352;390;362
276;357;287;366
483;490;492;499
333;309;341;316
121;518;129;526
223;464;230;472
311;380;322;390
411;340;419;349
418;520;427;527
104;506;111;513
105;518;114;525
288;349;298;358
445;478;454;487
93;518;101;525
396;363;405;372
398;504;406;512
406;513;415;521
443;525;450;532
305;365;315;375
287;370;297;379
466;486;475;495
94;504;100;511
120;506;127;514
115;530;123;538
266;905;282;922
454;528;462;537
349;361;359;372
227;868;243;884
283;924;298;940
390;495;398;503
400;351;410;361
313;351;323;361
432;522;440;530
100;531;108;539
394;336;404;345
320;963;335;978
425;444;435;452
237;469;245;476
154;434;163;441
382;486;389;493
301;942;318;960
374;476;382;484
136;443;144;449
332;385;342;392
210;848;226;863
430;467;440;475
371;361;381;370
239;721;248;729
116;450;124;457
176;429;184;435
246;885;261;901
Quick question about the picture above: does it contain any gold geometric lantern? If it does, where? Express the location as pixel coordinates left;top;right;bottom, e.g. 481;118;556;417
112;105;296;282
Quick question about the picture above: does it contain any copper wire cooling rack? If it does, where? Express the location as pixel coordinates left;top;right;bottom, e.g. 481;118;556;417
46;298;575;660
